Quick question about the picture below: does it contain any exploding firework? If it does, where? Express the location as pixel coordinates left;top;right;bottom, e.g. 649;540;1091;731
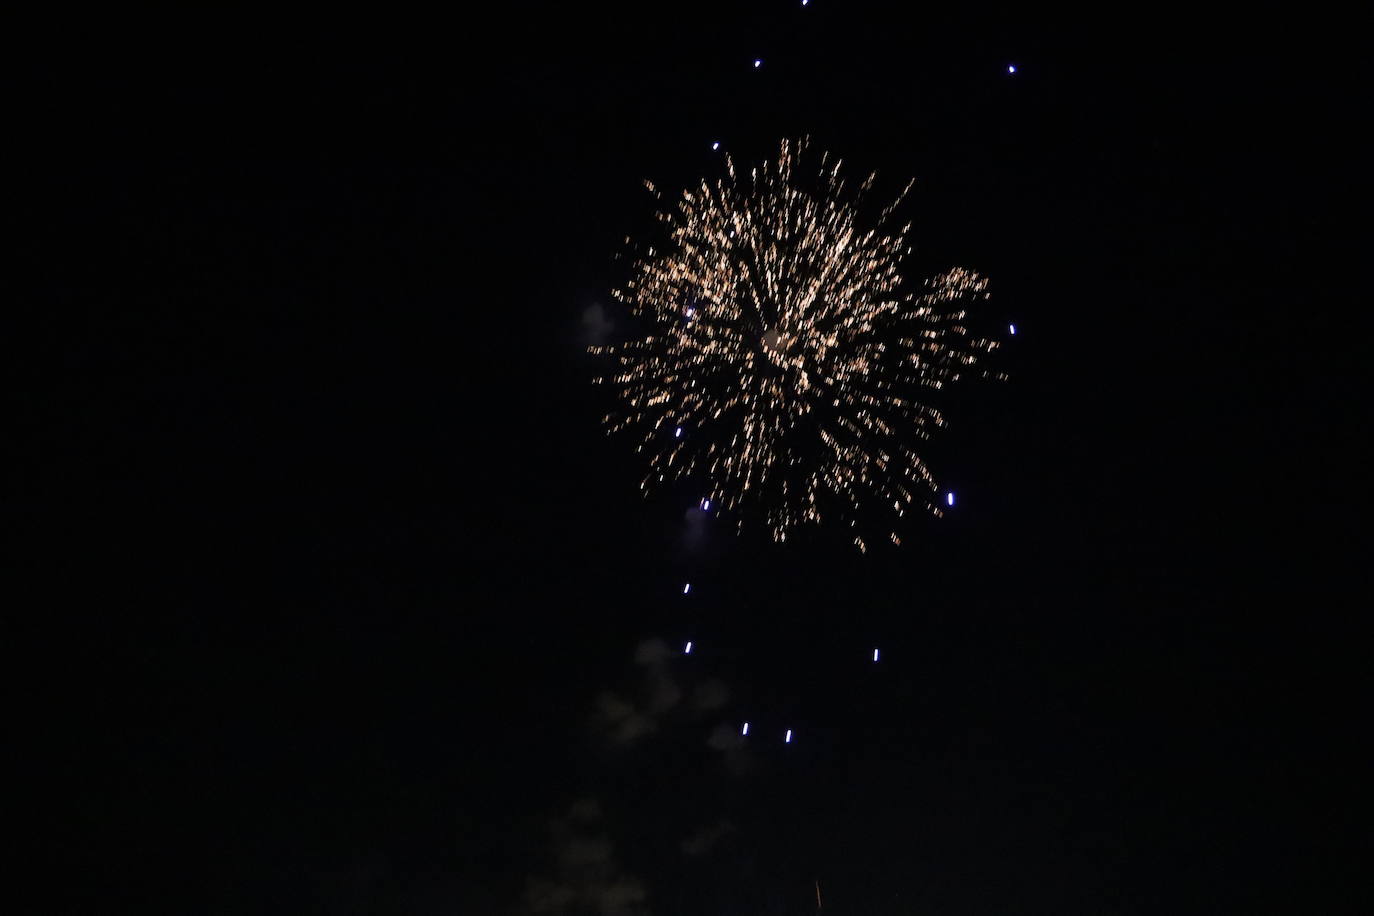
593;139;1004;550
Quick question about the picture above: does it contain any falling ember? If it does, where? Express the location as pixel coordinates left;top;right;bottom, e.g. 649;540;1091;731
592;139;1005;547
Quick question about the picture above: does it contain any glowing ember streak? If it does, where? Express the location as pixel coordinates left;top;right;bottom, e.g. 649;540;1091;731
593;139;1005;546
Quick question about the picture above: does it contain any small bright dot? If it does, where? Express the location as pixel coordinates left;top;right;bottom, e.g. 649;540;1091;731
784;729;793;743
683;583;691;594
711;141;720;150
702;498;711;511
675;426;682;437
684;641;693;654
753;59;762;68
1008;64;1016;74
873;648;880;662
946;492;955;507
1009;323;1016;335
742;722;749;736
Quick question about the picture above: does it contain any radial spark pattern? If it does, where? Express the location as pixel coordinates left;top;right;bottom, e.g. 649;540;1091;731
593;139;1004;550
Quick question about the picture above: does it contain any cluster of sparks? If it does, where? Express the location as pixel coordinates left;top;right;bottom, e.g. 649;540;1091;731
593;139;1005;550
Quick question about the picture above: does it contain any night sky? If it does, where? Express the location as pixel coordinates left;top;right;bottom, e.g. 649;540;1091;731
17;5;1362;914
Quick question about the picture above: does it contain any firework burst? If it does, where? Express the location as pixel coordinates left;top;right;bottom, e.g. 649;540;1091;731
593;139;1004;550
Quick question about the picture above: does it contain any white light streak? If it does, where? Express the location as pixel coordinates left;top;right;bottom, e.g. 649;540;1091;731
946;491;955;507
684;640;693;654
1009;323;1016;335
753;59;762;68
873;648;880;662
742;721;749;736
785;729;793;743
683;582;691;594
1008;64;1017;74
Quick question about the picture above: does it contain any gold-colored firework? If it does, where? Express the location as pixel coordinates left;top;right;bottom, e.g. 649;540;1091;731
593;139;1004;550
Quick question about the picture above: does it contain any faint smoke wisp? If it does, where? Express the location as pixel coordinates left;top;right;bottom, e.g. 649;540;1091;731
680;818;735;857
525;798;649;916
582;303;615;346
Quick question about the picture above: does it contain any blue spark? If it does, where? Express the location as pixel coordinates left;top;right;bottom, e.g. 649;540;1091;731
1009;323;1016;335
785;729;793;743
742;721;749;736
702;498;711;511
873;648;880;662
753;59;762;68
712;141;720;150
675;426;683;437
683;583;691;594
1008;64;1016;74
946;491;955;507
684;640;693;654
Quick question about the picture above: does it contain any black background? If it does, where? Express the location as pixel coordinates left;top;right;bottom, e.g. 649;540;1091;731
16;4;1364;913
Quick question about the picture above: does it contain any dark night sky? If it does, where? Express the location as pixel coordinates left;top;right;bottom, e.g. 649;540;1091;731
15;4;1364;914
